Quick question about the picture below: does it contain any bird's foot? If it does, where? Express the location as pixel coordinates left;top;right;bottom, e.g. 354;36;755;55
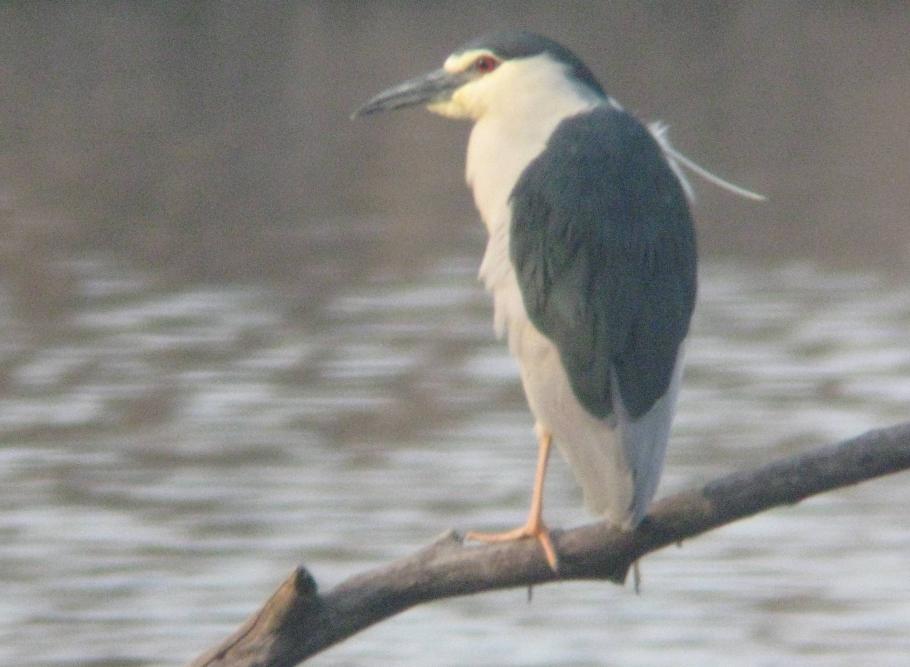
466;521;559;571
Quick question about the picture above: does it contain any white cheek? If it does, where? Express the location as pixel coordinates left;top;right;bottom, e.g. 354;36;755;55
456;81;490;117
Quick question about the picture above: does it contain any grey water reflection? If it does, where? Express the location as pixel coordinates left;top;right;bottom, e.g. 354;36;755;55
2;223;909;665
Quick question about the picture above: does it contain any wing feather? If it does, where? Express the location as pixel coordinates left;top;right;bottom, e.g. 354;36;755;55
510;106;696;422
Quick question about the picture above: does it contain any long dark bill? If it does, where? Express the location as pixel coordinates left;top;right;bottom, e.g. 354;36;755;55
352;68;471;118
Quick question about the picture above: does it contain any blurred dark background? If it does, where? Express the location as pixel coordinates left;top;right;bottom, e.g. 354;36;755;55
1;1;908;319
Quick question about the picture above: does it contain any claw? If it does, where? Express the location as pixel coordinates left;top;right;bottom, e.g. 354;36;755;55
467;522;559;571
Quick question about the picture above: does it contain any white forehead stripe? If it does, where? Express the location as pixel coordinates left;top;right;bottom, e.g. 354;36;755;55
444;49;496;73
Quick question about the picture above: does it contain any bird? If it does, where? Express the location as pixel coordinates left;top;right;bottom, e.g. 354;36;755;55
353;31;738;571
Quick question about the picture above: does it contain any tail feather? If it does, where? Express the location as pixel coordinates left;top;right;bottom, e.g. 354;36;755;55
550;346;685;529
553;424;632;526
614;345;686;527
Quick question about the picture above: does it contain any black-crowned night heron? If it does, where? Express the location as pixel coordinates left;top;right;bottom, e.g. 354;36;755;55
354;31;760;570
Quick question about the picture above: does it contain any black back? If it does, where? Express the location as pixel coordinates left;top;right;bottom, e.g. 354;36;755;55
510;106;697;420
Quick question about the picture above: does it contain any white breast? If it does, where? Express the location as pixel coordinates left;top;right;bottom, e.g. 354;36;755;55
468;114;537;349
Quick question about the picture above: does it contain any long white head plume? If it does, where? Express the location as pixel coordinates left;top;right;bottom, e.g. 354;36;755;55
648;121;767;203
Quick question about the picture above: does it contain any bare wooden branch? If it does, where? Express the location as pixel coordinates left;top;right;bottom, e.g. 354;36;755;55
189;422;910;667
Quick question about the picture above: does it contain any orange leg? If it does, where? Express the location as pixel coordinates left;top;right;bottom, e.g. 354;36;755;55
467;428;558;571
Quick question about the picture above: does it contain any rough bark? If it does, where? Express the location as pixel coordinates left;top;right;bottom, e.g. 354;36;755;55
189;421;910;667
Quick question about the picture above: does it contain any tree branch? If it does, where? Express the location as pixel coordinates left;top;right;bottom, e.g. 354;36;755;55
188;422;910;667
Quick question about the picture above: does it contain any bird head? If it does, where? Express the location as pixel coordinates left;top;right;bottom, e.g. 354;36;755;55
353;31;606;122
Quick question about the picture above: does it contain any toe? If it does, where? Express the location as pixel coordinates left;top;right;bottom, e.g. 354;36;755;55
535;528;559;572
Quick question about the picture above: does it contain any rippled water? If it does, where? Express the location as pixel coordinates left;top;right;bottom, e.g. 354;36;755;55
2;229;909;666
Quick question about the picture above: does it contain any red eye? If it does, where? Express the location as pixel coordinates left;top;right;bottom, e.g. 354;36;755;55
473;55;499;73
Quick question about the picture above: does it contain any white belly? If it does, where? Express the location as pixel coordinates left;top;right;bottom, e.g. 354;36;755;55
479;234;635;524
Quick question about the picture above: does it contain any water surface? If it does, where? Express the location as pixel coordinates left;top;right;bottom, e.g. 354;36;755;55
1;228;909;666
